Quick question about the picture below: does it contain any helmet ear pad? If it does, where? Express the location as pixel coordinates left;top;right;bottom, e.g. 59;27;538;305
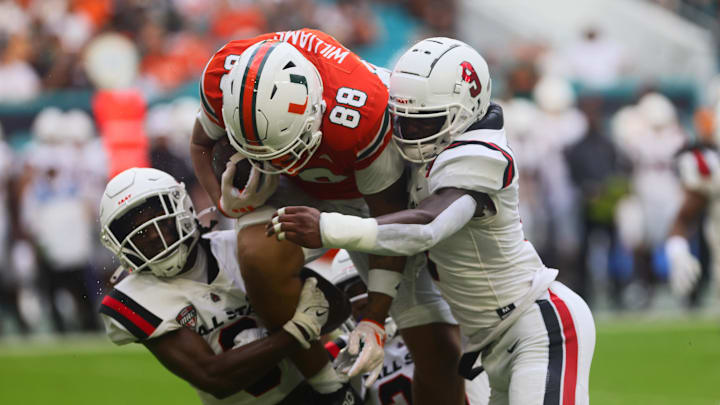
300;267;352;335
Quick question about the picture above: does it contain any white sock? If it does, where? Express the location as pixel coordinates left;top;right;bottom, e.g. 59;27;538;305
307;362;344;394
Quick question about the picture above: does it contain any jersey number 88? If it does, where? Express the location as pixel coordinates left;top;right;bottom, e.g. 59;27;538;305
329;87;367;129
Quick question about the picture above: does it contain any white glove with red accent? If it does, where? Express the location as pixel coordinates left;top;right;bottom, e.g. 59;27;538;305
218;154;278;218
336;319;386;388
666;236;702;297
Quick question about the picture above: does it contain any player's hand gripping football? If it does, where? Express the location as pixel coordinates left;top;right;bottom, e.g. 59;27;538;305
335;319;386;388
283;277;330;349
266;206;323;248
218;153;278;218
665;236;702;296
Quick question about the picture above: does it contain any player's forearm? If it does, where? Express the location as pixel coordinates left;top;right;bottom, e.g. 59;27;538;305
190;121;222;205
197;331;301;398
669;190;708;238
321;194;477;256
362;291;394;324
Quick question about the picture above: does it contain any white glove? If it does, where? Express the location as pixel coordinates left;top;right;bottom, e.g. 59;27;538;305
665;236;701;297
337;319;386;388
218;154;278;218
283;277;329;349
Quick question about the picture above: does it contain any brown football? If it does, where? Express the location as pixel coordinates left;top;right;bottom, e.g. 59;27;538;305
300;267;352;334
211;136;252;189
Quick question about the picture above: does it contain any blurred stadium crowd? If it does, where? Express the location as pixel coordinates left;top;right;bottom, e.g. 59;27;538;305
0;0;717;336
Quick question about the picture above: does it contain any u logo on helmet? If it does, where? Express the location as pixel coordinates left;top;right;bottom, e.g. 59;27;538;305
288;73;309;115
460;61;482;97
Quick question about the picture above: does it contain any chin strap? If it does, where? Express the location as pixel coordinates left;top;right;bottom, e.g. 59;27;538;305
109;265;128;285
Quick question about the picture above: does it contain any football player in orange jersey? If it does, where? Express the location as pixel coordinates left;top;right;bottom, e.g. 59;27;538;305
190;29;465;405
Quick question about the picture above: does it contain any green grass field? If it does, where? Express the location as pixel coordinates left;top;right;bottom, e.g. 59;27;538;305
1;316;719;405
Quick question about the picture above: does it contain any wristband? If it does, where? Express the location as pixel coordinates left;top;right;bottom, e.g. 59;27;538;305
367;269;404;299
319;212;378;250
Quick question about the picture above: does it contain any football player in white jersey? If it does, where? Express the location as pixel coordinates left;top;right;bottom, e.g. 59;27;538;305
665;106;720;297
269;38;596;405
314;249;491;405
97;167;360;405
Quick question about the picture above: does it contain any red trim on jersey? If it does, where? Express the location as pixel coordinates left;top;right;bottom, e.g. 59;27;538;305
430;140;515;188
101;295;157;337
692;149;711;177
486;142;514;188
324;340;342;359
549;289;579;405
241;42;274;146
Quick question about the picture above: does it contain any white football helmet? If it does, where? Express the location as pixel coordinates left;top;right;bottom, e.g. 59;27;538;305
389;37;492;163
221;40;325;175
99;168;199;278
637;92;677;130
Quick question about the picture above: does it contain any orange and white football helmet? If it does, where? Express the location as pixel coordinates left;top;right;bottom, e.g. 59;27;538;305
221;40;326;175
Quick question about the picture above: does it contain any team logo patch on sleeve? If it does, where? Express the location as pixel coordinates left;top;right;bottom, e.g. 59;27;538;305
176;305;198;329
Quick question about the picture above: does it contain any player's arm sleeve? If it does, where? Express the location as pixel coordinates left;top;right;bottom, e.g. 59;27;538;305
320;191;477;256
427;141;517;195
98;288;180;345
197;107;226;140
355;109;403;195
197;56;227;141
676;149;715;195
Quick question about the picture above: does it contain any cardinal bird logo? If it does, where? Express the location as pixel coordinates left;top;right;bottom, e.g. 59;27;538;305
460;61;482;97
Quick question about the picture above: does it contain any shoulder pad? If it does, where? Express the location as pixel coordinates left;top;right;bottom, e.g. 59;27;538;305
428;140;516;194
99;278;185;343
99;286;163;342
676;146;720;193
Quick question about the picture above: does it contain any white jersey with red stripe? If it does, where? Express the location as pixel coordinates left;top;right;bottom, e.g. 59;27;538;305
676;145;720;273
411;106;551;341
198;28;394;200
99;230;304;405
676;145;720;197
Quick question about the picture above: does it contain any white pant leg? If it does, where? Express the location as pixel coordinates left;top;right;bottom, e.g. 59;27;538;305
466;371;491;405
482;281;595;405
345;250;456;330
546;281;595;405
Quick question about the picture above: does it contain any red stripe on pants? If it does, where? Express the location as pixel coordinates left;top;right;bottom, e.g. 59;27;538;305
549;289;578;405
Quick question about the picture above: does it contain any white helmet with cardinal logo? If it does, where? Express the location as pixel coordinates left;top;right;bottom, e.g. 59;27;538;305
389;37;492;163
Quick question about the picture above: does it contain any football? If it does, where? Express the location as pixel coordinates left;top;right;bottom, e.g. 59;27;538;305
211;136;252;189
300;267;352;334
